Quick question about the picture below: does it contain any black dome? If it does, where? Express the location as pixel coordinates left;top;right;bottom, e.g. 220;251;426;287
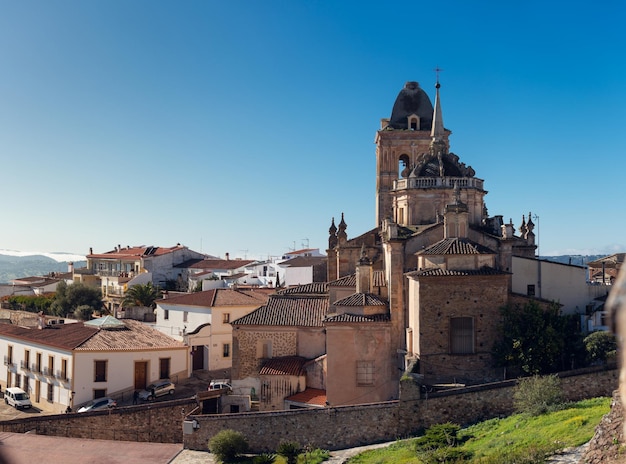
388;81;434;130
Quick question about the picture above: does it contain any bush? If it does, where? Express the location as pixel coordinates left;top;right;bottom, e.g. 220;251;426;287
252;453;276;464
276;440;301;464
514;375;563;416
209;429;249;463
584;331;617;364
414;423;461;451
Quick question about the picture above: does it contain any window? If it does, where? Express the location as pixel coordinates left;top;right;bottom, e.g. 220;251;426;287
94;389;106;399
48;355;54;376
94;360;107;382
356;361;374;386
61;359;68;380
47;383;54;402
223;343;230;358
527;284;535;297
450;317;474;354
36;352;42;373
183;311;188;323
24;350;30;370
164;309;169;320
256;340;272;359
15;374;21;389
159;358;171;379
223;313;230;324
6;345;13;365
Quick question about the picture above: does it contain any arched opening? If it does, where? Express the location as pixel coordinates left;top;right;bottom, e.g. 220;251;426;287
399;154;410;178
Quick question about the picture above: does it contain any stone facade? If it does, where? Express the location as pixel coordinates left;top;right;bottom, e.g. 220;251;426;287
233;329;298;379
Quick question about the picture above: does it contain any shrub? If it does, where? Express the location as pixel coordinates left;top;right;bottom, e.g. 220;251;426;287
514;375;563;416
208;429;249;463
253;453;276;464
276;440;301;464
414;423;461;451
584;331;617;364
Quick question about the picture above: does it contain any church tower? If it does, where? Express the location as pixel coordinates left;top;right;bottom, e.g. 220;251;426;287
375;80;486;229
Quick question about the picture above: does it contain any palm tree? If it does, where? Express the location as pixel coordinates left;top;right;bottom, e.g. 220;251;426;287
121;282;162;308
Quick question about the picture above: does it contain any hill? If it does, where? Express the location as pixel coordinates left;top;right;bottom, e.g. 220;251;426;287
0;254;86;284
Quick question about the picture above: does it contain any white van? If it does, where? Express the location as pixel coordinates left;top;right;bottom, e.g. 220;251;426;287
4;387;32;409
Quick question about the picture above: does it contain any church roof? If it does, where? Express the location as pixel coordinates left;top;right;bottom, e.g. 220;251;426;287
333;293;387;307
329;274;356;287
406;267;508;277
232;295;328;327
387;81;434;130
418;237;495;255
260;356;307;376
324;313;391;323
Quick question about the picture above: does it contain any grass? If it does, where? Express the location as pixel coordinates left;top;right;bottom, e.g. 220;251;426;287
346;397;611;464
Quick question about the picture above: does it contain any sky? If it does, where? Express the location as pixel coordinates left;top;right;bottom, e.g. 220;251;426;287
1;0;625;261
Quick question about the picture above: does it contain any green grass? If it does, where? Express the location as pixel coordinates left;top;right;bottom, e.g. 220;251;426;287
346;397;611;464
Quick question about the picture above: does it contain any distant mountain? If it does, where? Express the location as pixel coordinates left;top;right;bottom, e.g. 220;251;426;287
0;253;86;284
541;255;605;266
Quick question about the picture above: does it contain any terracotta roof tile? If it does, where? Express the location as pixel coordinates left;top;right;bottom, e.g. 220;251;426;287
285;388;327;407
334;293;388;306
158;289;269;307
75;320;185;351
372;270;387;287
87;245;187;259
279;256;326;267
260;356;307;376
324;313;391;323
276;283;328;295
418;237;495;255
0;322;97;350
232;295;328;327
328;274;356;287
406;267;508;277
188;259;256;270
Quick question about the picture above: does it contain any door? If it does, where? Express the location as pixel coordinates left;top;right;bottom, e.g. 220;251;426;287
192;346;204;371
134;361;148;390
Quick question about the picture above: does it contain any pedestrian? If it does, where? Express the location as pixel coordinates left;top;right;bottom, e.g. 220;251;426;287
133;390;139;405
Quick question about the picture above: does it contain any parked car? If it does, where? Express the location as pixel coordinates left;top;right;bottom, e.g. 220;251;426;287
208;379;232;391
77;397;117;413
138;379;175;401
4;387;32;409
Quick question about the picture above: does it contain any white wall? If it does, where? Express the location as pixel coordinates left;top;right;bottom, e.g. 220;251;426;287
284;267;313;287
512;257;610;314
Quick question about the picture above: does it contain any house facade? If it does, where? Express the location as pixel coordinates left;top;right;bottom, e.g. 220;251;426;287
154;289;271;372
0;316;188;413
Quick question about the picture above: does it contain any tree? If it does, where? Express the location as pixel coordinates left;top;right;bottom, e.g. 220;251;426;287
50;281;103;318
208;429;248;463
121;282;162;308
584;331;617;365
74;305;93;321
492;301;585;376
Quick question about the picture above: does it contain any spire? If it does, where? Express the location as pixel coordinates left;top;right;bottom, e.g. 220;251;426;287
430;78;444;141
328;217;338;249
337;213;348;243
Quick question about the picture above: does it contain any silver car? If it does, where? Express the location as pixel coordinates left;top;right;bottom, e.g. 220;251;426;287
138;380;175;401
77;397;117;413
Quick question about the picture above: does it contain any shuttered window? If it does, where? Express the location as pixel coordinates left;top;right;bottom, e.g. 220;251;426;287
450;317;474;354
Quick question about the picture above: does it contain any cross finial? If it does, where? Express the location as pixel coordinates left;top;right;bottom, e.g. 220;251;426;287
434;66;444;86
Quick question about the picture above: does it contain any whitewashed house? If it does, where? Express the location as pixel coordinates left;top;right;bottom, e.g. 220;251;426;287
0;316;188;413
154;289;271;372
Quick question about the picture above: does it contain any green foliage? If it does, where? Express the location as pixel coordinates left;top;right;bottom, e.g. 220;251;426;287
414;423;461;451
346;397;610;464
50;281;103;317
253;453;276;464
74;304;93;321
276;441;301;464
513;375;563;416
209;429;249;463
4;294;54;313
121;282;162;308
492;301;586;375
584;331;617;364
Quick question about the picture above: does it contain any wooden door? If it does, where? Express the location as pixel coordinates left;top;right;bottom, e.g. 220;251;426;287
192;346;204;371
134;361;148;389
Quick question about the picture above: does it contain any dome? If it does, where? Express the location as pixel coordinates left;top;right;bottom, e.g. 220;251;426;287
388;81;434;130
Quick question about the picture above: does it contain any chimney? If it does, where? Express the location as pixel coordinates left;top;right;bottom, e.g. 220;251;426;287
89;247;93;255
225;253;230;261
68;262;74;273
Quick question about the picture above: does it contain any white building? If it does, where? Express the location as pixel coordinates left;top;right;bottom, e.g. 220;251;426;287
154;289;271;372
0;316;188;413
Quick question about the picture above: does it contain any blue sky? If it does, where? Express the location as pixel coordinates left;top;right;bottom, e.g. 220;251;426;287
1;0;624;260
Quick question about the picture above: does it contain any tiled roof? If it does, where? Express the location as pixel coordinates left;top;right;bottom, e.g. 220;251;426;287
372;270;387;287
76;320;185;351
276;282;328;295
232;295;328;327
222;272;247;280
0;322;97;350
418;237;495;255
406;267;508;277
324;313;391;323
334;293;388;306
158;289;269;307
187;259;256;270
87;245;187;259
174;258;209;269
285;388;327;407
260;356;307;376
328;274;356;287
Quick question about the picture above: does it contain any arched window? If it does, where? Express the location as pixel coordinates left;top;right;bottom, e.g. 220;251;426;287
408;114;420;130
399;154;410;178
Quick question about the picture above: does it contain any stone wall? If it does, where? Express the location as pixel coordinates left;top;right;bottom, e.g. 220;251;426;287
0;398;198;443
580;390;624;464
184;366;618;452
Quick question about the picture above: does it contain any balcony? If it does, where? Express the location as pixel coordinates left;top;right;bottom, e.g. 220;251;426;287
55;371;70;383
43;367;54;377
393;176;484;191
3;356;15;368
31;364;42;374
20;360;31;371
